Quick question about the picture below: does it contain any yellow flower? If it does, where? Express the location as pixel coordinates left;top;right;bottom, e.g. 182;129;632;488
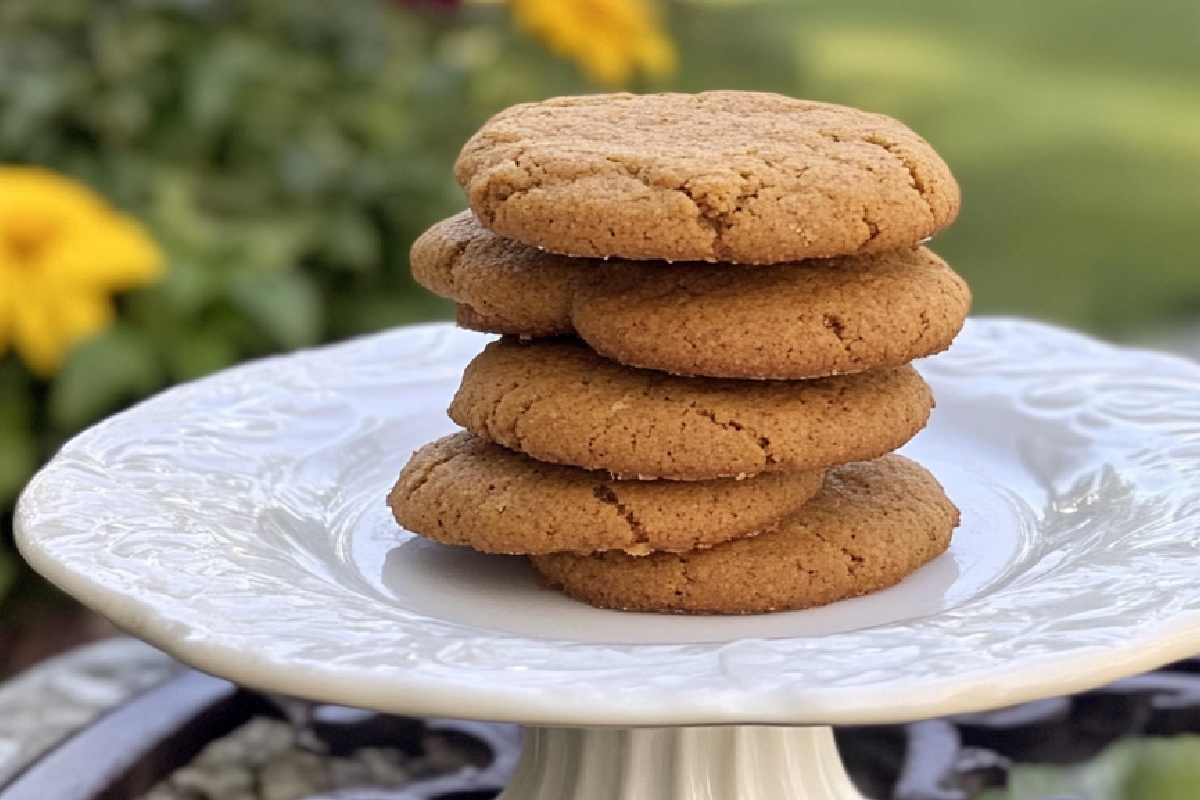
0;166;163;377
506;0;677;86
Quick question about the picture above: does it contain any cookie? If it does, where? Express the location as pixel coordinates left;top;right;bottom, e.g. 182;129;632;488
414;213;970;379
454;91;959;264
570;247;969;379
388;431;826;555
449;338;934;480
410;211;578;338
530;455;958;614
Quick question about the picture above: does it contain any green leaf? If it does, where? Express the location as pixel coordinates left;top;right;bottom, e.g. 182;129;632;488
238;219;313;271
49;325;162;431
227;269;322;350
0;358;37;507
1125;736;1200;800
319;207;380;272
0;420;37;509
152;252;221;318
165;326;239;381
979;736;1200;800
0;549;14;607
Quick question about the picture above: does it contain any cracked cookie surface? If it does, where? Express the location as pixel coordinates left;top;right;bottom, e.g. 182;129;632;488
388;431;825;555
572;246;970;378
454;91;959;263
414;212;970;379
449;338;934;480
411;211;579;337
531;454;958;614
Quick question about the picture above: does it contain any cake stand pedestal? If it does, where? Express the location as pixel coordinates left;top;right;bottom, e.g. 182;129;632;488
501;726;860;800
19;320;1200;800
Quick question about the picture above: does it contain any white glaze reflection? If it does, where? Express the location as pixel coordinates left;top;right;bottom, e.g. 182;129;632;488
17;319;1200;727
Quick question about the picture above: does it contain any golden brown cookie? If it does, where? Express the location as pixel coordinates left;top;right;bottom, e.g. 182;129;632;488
388;431;826;555
454;92;959;264
531;455;958;614
449;338;934;480
570;247;970;379
413;212;970;379
410;211;578;338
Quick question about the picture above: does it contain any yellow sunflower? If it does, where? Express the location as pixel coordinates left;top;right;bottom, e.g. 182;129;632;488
0;166;163;377
506;0;677;86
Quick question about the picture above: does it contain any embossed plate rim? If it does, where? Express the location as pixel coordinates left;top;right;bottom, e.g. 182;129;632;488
17;318;1200;726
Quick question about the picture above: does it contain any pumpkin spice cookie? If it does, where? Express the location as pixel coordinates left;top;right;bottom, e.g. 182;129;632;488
413;213;970;379
454;91;959;263
388;431;826;555
530;455;958;614
448;338;934;481
570;247;970;379
410;211;579;338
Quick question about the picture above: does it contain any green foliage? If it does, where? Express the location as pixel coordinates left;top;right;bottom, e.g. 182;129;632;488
0;552;10;607
789;0;1200;335
50;326;160;431
980;735;1200;800
0;360;36;505
0;359;34;606
0;0;470;451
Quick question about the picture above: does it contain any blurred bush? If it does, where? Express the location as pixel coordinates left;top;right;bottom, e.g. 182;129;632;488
1;0;480;435
981;734;1200;800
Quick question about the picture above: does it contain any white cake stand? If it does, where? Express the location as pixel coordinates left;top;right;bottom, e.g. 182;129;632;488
18;319;1200;800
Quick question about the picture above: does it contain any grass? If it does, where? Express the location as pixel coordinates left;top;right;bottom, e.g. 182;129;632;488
775;0;1200;338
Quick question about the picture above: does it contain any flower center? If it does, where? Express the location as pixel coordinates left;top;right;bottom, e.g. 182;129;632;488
3;211;60;267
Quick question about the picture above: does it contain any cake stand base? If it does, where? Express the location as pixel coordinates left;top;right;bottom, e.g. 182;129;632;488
498;725;864;800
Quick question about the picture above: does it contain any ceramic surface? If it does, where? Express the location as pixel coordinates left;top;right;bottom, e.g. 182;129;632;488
17;320;1200;726
499;727;862;800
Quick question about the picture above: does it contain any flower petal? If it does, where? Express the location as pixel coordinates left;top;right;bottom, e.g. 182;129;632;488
509;0;676;86
1;165;164;375
49;212;165;289
14;290;113;378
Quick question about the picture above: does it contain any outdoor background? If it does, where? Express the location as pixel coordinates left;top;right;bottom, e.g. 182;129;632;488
1;0;1198;701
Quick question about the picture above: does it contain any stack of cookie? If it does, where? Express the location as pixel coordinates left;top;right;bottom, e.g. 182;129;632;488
388;92;969;615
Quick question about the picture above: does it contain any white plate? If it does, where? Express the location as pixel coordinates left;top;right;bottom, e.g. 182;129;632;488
17;319;1200;727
